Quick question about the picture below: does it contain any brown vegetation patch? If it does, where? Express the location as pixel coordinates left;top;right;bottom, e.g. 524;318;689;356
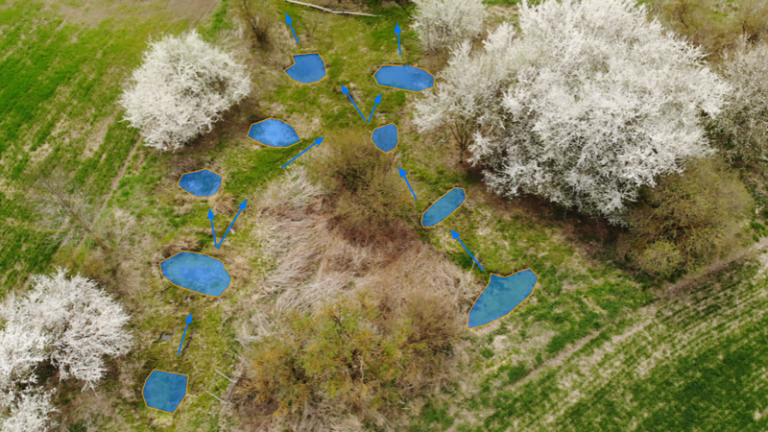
38;0;220;27
230;170;477;431
162;235;200;258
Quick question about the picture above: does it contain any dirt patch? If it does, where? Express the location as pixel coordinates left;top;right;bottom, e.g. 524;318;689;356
39;0;220;27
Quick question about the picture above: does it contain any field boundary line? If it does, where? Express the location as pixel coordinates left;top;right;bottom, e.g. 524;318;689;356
282;0;379;17
96;136;142;223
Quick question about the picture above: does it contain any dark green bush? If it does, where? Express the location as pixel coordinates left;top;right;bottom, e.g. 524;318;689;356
619;157;753;276
238;287;461;426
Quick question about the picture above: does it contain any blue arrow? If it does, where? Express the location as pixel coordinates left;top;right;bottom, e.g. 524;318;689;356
398;167;417;200
216;200;247;248
341;85;367;121
177;313;192;355
286;14;299;44
394;23;402;56
282;137;324;168
451;230;485;272
208;209;217;247
368;94;382;122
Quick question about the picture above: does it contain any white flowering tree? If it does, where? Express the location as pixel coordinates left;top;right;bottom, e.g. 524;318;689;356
711;39;768;165
0;389;56;432
0;268;132;431
119;30;251;151
413;0;486;51
416;0;729;222
414;23;521;162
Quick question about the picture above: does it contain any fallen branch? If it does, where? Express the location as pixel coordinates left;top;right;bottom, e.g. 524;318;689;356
282;0;379;17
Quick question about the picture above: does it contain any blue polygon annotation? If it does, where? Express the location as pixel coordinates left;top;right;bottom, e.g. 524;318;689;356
143;370;188;414
177;169;223;198
468;270;538;328
160;251;232;297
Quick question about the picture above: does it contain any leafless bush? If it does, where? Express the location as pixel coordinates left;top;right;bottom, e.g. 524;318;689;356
239;0;276;49
710;39;768;166
233;170;474;431
209;191;236;215
308;129;413;245
237;285;463;431
32;170;108;250
646;0;768;61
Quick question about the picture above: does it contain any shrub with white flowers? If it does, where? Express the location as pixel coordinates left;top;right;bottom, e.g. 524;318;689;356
119;30;251;151
416;0;730;223
413;0;486;51
0;268;132;431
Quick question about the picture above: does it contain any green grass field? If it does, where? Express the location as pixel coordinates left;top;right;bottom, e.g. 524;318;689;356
0;0;191;293
2;0;767;431
409;261;768;432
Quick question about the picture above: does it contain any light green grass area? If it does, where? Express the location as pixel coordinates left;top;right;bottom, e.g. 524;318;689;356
0;0;189;293
3;0;765;431
0;1;247;430
415;261;768;432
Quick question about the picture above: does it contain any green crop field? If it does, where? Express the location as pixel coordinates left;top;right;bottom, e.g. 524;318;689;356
409;261;768;432
0;0;193;293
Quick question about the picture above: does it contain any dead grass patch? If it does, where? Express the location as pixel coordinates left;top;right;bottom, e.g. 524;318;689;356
230;169;476;431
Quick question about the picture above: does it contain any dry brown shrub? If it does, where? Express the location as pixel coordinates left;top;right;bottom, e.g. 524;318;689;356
619;157;753;276
162;235;200;258
237;285;463;431
646;0;768;61
79;249;115;284
209;191;236;214
307;129;414;246
234;170;475;431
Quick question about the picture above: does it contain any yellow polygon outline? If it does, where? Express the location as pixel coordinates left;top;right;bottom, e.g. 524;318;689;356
467;268;539;330
283;52;328;85
372;64;436;93
176;168;223;199
142;369;189;415
159;250;233;298
420;187;467;229
369;123;399;154
247;117;303;149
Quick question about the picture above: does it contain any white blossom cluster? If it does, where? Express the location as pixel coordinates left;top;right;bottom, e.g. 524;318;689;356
413;0;486;51
416;0;730;222
119;30;251;151
714;39;768;163
0;269;132;431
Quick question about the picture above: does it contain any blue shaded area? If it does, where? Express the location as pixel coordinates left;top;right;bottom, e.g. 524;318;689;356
285;53;326;84
374;65;434;92
178;169;222;198
143;370;187;414
469;270;538;328
161;252;232;297
371;124;398;153
421;188;466;228
248;118;301;148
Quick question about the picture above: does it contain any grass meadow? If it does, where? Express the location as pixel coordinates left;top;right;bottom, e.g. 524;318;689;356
1;0;767;431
